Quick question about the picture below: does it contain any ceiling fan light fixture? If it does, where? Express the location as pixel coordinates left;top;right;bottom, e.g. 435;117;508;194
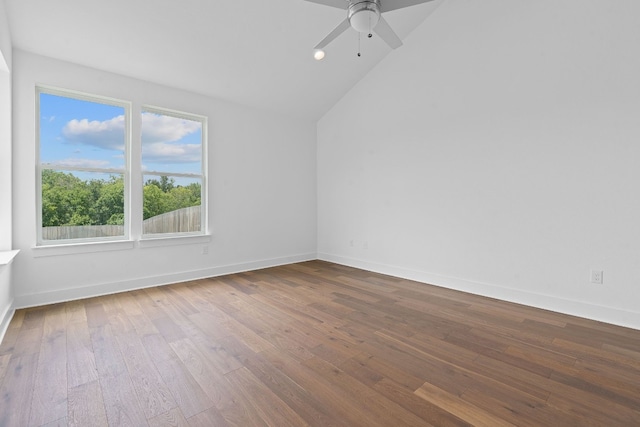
313;49;326;60
348;1;381;33
307;0;430;51
350;9;379;33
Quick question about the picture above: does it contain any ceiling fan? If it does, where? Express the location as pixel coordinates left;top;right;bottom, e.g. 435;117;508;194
305;0;436;58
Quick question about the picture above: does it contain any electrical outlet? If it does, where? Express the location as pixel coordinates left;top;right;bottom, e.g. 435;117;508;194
202;246;209;255
590;270;603;284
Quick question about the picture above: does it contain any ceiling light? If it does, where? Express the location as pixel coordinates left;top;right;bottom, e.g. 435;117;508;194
349;9;380;33
313;49;325;60
309;0;436;51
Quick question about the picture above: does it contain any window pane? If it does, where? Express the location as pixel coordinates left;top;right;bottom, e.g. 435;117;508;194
38;90;128;244
41;170;125;240
141;108;204;236
40;92;126;170
143;175;202;235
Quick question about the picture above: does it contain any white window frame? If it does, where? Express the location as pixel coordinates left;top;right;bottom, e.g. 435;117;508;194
34;87;209;252
140;105;207;239
36;86;131;246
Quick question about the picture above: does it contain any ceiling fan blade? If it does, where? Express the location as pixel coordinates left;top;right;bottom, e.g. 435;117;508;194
380;0;436;13
373;16;402;49
314;18;351;49
304;0;349;10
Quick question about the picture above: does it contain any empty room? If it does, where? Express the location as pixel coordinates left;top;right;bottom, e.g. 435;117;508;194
1;0;639;426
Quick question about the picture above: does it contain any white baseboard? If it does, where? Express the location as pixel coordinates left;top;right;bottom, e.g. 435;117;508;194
318;253;640;331
10;251;640;332
13;253;317;309
0;299;14;345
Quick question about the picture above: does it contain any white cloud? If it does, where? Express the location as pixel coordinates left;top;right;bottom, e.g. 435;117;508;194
142;142;201;164
44;158;112;169
141;112;201;144
141;112;201;164
60;112;201;165
62;115;125;151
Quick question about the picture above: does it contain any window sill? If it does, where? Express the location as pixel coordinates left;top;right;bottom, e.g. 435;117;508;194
0;250;20;266
33;240;135;258
138;234;211;248
31;234;212;257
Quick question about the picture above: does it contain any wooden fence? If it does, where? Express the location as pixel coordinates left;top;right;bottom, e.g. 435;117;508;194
143;205;201;235
42;205;201;240
41;224;125;240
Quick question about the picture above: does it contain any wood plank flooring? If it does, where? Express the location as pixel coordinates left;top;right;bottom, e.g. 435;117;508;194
1;260;640;426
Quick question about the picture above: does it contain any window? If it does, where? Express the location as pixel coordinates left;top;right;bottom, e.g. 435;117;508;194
37;88;129;244
37;87;207;246
141;107;205;236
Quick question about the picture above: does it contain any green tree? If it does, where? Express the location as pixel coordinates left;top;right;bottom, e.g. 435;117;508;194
42;171;203;226
106;213;125;225
94;176;124;225
41;170;94;226
41;170;127;227
145;176;175;193
142;177;201;219
143;184;169;220
167;186;200;211
185;182;202;205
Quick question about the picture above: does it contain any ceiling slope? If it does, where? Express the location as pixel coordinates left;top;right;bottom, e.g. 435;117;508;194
5;0;443;120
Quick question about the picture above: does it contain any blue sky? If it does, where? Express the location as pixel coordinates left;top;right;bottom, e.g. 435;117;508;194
40;92;203;177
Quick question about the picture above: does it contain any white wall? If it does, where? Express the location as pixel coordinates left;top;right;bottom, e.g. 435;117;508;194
0;1;13;342
0;0;13;249
0;0;14;340
12;50;317;307
318;0;640;329
0;0;10;72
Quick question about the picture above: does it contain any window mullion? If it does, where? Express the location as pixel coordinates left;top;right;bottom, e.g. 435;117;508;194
129;103;143;240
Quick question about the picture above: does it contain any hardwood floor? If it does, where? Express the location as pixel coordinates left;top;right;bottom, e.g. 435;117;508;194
1;260;640;426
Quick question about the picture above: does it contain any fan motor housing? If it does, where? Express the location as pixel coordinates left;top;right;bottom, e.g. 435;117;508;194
348;0;381;33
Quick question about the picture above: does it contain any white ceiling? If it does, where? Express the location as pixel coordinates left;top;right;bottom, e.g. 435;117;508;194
4;0;443;120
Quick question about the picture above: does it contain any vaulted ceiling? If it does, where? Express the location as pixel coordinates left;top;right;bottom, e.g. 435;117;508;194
4;0;444;120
